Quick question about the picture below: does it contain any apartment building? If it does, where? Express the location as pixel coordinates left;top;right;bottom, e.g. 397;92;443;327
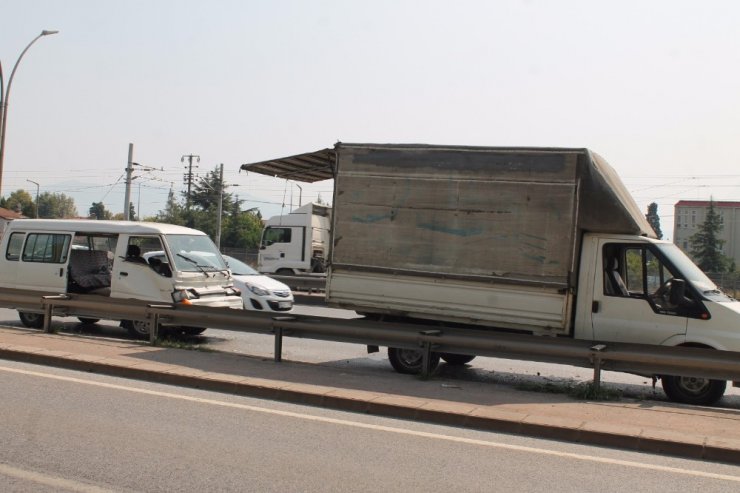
673;200;740;266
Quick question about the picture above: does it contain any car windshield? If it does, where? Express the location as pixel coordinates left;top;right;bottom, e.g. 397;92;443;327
165;234;227;273
223;255;259;276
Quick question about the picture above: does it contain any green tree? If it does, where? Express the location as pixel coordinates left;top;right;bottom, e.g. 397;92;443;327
2;189;35;217
690;199;730;272
221;199;263;250
156;188;186;225
645;202;662;239
38;192;78;219
89;202;112;220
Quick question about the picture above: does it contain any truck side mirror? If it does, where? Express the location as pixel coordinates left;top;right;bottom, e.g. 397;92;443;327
669;279;688;306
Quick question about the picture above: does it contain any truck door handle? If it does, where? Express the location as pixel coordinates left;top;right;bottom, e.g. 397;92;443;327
592;301;600;313
120;272;129;277
59;268;63;277
280;253;285;258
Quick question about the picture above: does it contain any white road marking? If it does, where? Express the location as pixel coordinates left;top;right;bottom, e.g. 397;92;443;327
0;462;116;492
2;364;739;482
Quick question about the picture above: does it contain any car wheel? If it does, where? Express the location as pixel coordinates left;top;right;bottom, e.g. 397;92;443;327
387;347;440;375
661;375;726;406
19;311;44;329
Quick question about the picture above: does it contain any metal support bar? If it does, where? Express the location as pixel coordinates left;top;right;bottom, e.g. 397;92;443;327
150;313;160;344
420;329;442;380
274;326;283;362
43;302;53;333
421;340;433;380
590;344;607;392
147;304;172;345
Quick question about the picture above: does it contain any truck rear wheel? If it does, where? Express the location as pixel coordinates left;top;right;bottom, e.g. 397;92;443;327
440;353;476;365
661;375;726;406
19;311;44;329
387;347;440;375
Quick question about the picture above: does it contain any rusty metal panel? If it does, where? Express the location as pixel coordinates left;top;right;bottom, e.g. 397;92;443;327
332;146;580;285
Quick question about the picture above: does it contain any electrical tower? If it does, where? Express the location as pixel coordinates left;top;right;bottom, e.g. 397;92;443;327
181;153;200;212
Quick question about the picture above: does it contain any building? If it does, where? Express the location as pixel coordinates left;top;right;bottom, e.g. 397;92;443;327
673;200;740;266
0;207;26;237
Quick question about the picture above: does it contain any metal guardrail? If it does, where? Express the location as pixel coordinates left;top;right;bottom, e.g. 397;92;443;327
271;274;326;292
1;287;740;389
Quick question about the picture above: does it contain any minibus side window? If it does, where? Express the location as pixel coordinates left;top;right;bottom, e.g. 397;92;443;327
22;233;71;263
6;233;25;261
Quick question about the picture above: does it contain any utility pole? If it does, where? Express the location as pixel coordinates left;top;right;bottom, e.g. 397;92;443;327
216;163;224;250
124;143;133;220
181;153;200;212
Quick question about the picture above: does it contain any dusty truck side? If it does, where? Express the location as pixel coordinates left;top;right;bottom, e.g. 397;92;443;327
259;202;331;274
242;144;740;404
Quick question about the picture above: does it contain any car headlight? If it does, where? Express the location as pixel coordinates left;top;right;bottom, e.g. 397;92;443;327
248;285;270;296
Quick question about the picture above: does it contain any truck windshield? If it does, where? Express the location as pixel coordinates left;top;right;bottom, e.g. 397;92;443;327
655;243;731;301
165;234;227;273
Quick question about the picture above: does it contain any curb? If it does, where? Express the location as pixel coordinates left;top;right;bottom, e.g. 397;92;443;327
1;344;739;465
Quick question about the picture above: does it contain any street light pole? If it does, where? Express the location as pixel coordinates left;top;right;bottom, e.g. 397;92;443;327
0;30;59;197
26;179;39;218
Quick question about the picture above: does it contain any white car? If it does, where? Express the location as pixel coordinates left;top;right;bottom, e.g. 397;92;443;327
222;255;294;312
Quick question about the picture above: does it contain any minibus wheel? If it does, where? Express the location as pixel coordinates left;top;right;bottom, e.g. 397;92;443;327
121;320;151;339
387;347;440;374
18;311;44;329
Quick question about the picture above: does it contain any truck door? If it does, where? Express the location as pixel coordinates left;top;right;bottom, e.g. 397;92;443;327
259;226;305;273
15;232;71;293
591;241;688;345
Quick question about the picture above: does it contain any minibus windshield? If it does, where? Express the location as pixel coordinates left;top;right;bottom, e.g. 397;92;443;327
166;234;227;273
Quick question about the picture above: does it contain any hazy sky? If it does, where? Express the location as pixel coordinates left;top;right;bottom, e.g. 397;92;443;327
2;0;739;238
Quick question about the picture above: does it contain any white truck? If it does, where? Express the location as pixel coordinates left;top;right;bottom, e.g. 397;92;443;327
0;220;244;337
259;202;331;275
242;144;740;405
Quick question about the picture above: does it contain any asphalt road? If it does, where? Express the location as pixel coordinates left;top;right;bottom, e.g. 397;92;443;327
2;359;740;493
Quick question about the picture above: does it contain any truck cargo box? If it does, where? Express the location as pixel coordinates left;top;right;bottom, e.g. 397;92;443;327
242;144;653;333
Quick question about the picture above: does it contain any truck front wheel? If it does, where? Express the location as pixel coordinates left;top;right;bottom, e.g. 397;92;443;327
19;311;44;329
387;347;440;375
661;375;726;406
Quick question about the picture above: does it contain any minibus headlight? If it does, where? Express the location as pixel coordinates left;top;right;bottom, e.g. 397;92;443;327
225;287;241;296
172;289;197;304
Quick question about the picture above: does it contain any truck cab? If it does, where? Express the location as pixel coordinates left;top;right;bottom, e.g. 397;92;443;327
259;203;331;275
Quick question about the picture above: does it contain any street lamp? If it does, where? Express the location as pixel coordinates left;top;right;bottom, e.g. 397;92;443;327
0;30;59;197
26;179;39;218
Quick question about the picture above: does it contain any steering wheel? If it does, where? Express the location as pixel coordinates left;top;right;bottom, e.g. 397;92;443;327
652;279;673;301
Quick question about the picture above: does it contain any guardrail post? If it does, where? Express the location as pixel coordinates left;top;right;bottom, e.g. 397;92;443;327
274;326;283;362
590;344;607;392
43;302;53;333
149;313;160;344
420;330;442;380
272;316;296;363
147;305;175;345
